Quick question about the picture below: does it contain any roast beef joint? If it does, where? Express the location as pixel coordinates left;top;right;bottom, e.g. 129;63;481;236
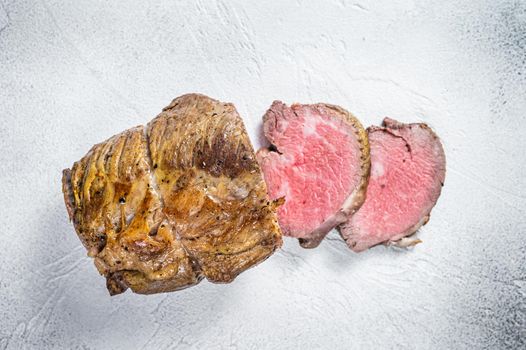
62;94;282;295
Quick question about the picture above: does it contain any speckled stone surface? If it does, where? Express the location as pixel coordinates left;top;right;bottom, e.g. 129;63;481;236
0;1;525;349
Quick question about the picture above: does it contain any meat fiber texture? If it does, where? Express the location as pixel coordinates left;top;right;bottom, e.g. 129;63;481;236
340;118;446;252
257;101;370;248
62;94;282;295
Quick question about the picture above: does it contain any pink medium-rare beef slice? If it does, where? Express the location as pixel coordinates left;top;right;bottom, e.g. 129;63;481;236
257;101;370;248
339;117;446;252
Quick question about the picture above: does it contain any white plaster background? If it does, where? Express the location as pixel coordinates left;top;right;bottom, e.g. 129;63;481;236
0;0;525;349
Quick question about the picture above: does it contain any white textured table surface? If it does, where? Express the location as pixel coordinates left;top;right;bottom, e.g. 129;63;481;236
1;1;525;349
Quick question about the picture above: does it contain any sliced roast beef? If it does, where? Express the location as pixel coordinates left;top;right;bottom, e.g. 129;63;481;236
257;101;370;248
339;118;446;252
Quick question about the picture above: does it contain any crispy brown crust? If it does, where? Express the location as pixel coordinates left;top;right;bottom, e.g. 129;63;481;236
62;94;282;295
61;168;75;224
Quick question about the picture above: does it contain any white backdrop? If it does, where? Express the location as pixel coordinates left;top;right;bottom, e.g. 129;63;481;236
0;1;525;349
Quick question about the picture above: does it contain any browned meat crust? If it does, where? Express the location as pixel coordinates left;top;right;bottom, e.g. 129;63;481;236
62;94;282;295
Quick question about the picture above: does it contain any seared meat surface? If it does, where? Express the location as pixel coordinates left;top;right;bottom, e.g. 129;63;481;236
62;94;282;295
